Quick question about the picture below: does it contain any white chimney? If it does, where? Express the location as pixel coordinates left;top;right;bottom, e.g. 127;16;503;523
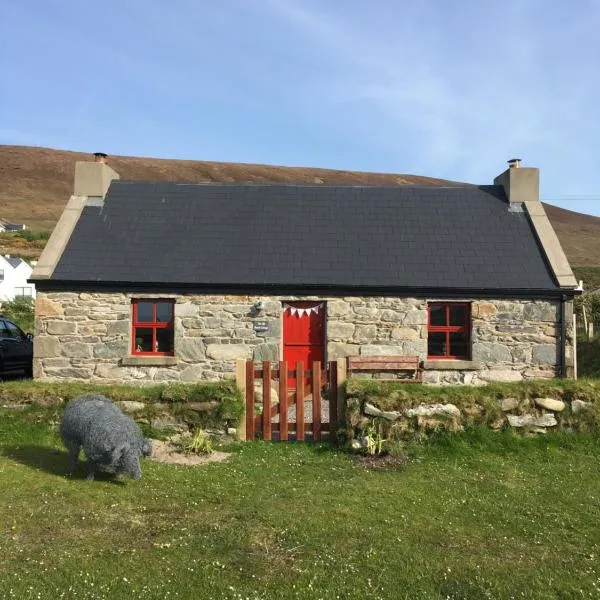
74;152;119;199
494;158;539;204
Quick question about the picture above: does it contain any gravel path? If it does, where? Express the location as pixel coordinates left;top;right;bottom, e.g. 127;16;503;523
271;393;330;424
286;395;330;424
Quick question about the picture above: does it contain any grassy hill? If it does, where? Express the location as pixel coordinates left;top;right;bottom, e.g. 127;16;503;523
1;145;599;282
0;145;458;232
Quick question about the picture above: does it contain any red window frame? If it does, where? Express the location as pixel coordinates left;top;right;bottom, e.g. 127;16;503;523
131;299;175;356
427;302;471;360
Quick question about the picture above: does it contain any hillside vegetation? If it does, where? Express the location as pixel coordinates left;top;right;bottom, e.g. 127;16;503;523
0;145;457;232
1;145;599;274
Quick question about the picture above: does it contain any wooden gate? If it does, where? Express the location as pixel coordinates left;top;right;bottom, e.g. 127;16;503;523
244;360;339;442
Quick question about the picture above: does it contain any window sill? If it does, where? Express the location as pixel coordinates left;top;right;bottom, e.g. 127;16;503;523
121;356;179;367
423;360;481;371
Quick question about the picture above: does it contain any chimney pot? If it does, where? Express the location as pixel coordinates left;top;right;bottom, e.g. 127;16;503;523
507;158;522;169
93;152;108;163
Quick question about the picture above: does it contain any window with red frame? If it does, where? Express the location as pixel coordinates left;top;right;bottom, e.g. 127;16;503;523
132;300;175;355
427;302;471;359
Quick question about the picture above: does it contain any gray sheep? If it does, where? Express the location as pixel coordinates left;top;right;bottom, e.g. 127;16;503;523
60;394;152;480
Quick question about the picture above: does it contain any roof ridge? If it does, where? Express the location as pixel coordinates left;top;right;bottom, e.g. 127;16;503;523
111;180;482;190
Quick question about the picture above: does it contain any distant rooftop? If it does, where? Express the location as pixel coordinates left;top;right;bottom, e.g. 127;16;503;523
5;257;23;268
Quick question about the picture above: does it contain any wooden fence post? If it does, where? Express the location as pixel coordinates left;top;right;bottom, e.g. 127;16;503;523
336;358;347;437
279;361;289;441
296;361;305;441
328;361;338;443
312;361;322;441
262;361;272;441
235;359;247;441
573;314;578;380
245;360;255;440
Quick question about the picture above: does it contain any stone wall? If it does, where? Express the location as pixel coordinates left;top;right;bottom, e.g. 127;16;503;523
34;292;573;383
327;298;571;384
348;393;593;445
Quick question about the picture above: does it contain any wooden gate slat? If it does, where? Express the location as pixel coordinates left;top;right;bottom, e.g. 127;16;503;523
245;360;255;440
262;361;271;441
296;361;305;441
279;361;288;441
312;361;321;442
329;361;338;443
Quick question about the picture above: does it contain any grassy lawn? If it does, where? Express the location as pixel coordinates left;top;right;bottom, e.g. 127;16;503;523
2;407;600;599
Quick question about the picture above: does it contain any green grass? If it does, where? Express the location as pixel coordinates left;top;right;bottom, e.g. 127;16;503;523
0;380;243;432
347;377;600;407
0;378;240;404
0;230;51;242
2;408;600;599
573;266;600;292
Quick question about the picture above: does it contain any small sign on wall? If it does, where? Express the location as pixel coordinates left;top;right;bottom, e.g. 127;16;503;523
253;320;270;333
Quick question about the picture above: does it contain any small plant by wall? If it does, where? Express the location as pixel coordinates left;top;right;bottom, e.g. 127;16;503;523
180;429;214;455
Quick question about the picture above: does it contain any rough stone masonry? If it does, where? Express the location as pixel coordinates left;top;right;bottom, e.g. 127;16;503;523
34;293;573;384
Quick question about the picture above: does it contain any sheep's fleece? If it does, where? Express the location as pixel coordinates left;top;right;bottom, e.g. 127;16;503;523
60;394;152;480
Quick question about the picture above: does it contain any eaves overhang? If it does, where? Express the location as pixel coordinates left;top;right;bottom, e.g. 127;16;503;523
30;279;578;300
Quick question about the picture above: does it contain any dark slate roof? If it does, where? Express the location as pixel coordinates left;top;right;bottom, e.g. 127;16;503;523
48;182;559;292
6;257;23;269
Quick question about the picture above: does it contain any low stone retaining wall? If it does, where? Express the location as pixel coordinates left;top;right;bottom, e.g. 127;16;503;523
346;385;599;444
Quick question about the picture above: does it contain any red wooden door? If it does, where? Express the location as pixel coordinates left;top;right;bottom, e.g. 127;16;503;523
283;302;325;387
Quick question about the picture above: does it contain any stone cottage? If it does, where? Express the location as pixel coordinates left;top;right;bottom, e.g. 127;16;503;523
30;155;579;384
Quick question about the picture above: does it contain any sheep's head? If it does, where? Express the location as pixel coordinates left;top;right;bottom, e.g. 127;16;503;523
141;438;153;458
120;449;142;480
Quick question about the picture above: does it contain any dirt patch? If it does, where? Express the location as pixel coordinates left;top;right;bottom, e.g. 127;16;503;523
148;439;231;466
352;453;409;471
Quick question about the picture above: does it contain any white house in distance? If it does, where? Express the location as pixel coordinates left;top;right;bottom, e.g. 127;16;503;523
0;255;36;301
0;222;27;232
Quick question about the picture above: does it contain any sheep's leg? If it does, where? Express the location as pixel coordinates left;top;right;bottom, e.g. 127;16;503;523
85;461;97;481
65;442;80;474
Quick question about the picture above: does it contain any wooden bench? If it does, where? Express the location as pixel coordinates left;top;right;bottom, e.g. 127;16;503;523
347;355;423;383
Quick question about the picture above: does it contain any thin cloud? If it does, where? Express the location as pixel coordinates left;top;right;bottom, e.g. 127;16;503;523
256;0;600;190
2;0;599;214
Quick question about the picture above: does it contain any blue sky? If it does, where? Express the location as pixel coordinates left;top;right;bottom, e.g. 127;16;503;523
2;0;600;216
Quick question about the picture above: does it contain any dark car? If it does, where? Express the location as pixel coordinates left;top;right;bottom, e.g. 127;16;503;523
0;316;33;379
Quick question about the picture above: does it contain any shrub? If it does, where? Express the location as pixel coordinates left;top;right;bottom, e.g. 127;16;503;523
578;337;600;378
574;288;600;335
0;230;50;242
1;296;34;332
